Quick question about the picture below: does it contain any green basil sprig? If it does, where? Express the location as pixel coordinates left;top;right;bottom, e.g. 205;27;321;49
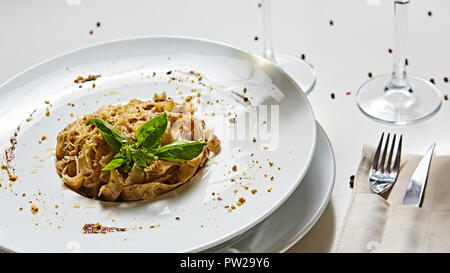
86;118;128;152
86;113;207;172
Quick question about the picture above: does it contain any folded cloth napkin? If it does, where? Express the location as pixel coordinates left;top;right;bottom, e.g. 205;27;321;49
335;145;450;253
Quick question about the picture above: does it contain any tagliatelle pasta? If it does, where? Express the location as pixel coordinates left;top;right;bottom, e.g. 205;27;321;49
55;92;220;201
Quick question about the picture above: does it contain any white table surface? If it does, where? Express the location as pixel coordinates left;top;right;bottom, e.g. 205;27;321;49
1;0;449;253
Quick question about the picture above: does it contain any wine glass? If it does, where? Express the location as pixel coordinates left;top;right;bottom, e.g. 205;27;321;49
261;0;316;94
356;0;442;125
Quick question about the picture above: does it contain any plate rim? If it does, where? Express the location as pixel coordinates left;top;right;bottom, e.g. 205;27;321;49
205;122;335;253
0;35;317;253
278;122;335;252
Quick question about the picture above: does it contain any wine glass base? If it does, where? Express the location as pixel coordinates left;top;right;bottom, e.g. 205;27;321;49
274;54;316;95
356;75;442;125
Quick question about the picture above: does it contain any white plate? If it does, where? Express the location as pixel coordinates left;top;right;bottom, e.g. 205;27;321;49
0;36;316;252
206;123;335;252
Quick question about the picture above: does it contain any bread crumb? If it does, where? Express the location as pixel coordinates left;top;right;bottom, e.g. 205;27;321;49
31;204;39;215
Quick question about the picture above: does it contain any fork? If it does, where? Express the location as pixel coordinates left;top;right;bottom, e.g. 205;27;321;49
369;132;402;194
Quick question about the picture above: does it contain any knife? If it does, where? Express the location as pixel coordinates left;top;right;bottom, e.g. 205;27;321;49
402;143;436;207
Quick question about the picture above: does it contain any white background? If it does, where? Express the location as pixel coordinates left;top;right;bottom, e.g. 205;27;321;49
1;0;450;252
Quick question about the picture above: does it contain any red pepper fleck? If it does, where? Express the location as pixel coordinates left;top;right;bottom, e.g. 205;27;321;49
89;30;93;35
346;91;351;95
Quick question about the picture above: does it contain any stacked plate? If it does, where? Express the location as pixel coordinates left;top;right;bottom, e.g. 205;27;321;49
0;37;335;252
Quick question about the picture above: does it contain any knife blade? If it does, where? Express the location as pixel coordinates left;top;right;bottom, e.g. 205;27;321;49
402;143;436;207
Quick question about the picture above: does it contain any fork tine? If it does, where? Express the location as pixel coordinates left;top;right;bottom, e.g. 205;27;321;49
379;133;390;173
386;134;397;173
372;133;384;171
392;134;402;173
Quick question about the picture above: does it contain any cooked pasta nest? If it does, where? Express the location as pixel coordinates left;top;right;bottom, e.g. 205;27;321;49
55;92;220;201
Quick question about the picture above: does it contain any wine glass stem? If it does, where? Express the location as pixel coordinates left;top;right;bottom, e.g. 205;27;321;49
262;0;277;63
389;0;410;89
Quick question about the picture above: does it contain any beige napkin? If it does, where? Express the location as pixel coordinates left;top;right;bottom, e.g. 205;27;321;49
335;145;450;253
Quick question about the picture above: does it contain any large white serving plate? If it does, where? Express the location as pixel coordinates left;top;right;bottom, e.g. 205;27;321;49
206;123;335;252
0;36;316;252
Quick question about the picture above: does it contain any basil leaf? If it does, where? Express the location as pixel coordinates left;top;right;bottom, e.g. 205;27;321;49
86;119;128;152
132;149;155;168
103;153;127;171
136;113;168;149
156;140;207;162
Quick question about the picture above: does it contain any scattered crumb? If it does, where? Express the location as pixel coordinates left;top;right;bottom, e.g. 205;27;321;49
30;204;39;215
237;197;246;206
74;74;101;84
8;174;17;181
349;175;355;188
232;165;237;172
